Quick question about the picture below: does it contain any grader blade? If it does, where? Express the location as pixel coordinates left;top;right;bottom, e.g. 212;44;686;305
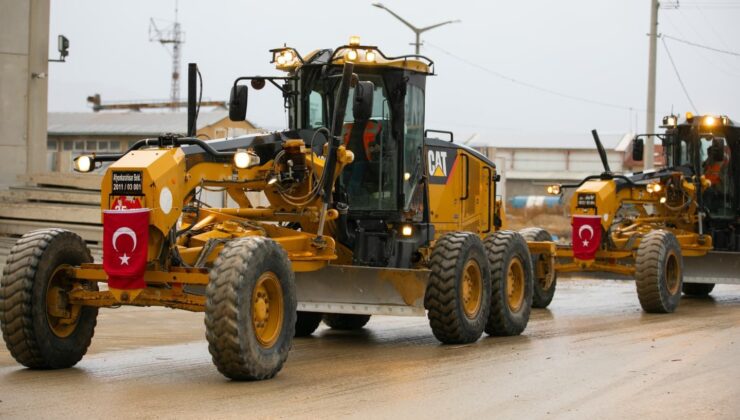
684;252;740;285
295;265;430;316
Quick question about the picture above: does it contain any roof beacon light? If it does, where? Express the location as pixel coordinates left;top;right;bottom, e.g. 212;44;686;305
349;36;361;46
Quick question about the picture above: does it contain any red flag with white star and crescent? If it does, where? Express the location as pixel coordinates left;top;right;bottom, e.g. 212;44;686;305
572;215;602;260
103;208;150;289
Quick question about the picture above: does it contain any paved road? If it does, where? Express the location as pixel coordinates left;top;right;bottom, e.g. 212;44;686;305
1;279;739;419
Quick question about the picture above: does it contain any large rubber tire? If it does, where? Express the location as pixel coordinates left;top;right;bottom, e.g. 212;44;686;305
635;231;683;313
484;230;534;336
682;282;715;297
424;232;492;344
323;314;371;330
205;237;297;380
295;311;323;337
0;229;98;369
519;228;557;308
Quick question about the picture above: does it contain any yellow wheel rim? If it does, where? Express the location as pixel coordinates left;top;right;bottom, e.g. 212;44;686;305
45;265;82;338
665;252;681;295
506;258;525;312
251;272;284;348
461;259;483;319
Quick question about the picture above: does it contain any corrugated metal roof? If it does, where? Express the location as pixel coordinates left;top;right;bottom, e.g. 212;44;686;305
466;132;631;150
48;111;254;136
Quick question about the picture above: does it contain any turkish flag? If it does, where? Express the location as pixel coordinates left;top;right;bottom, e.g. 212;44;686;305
103;208;150;290
572;215;602;260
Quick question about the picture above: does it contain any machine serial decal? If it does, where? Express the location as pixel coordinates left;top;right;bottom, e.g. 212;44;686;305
427;147;457;185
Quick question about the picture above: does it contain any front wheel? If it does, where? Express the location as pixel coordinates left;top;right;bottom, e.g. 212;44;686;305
0;229;98;369
635;231;683;313
205;237;297;380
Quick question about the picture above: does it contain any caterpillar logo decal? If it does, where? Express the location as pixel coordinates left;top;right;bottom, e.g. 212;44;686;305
427;147;457;185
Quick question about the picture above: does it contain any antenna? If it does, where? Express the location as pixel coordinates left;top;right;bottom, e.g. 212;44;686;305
149;1;185;111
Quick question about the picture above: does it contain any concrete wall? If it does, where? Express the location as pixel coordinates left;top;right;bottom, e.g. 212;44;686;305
0;0;49;187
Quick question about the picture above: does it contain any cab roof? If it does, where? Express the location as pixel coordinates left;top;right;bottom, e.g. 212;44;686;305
270;40;434;75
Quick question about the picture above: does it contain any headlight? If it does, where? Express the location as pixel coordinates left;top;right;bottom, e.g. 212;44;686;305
347;49;358;61
233;149;259;169
546;184;561;195
365;51;376;62
73;155;94;173
646;182;662;193
704;116;716;126
401;225;413;237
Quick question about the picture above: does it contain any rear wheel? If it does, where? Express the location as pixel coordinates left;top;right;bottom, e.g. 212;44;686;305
424;232;491;344
635;231;683;313
519;228;557;308
0;229;98;369
484;230;533;336
295;311;323;337
323;314;371;330
205;237;296;380
682;282;715;297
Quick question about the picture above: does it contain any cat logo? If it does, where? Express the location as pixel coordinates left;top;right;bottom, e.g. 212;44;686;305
427;147;457;184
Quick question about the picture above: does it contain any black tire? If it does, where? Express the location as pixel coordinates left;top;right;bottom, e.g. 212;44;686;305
0;228;98;369
682;282;715;297
424;232;492;344
519;228;557;308
484;230;533;336
635;231;683;313
205;236;297;380
323;314;371;330
295;311;323;337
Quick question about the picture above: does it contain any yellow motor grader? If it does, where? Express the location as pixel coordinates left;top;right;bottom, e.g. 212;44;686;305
544;114;740;313
0;38;547;380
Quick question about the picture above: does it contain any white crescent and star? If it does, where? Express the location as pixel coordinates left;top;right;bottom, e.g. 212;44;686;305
578;224;595;247
112;227;137;266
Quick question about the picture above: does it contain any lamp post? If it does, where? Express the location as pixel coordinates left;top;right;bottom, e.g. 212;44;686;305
372;3;460;55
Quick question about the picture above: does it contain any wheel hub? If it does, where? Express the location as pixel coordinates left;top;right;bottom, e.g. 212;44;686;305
45;265;83;338
251;272;284;348
461;259;482;319
507;258;525;312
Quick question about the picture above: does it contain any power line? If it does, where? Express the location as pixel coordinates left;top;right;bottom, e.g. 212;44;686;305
660;37;699;113
662;34;740;58
425;42;642;112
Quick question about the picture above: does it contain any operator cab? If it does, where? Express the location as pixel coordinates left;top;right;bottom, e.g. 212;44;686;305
662;114;740;249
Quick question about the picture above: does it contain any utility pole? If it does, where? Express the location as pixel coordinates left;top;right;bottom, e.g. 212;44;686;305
372;3;460;55
645;0;660;170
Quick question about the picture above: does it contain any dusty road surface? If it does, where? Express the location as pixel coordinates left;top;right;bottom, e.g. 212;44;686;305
1;279;739;419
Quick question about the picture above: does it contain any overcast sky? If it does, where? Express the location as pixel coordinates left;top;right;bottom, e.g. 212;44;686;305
48;0;740;146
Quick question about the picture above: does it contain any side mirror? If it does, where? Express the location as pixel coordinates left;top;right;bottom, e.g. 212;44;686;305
352;81;374;121
229;85;248;121
632;138;644;162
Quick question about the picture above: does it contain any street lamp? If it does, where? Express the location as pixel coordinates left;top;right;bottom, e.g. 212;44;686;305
372;3;460;55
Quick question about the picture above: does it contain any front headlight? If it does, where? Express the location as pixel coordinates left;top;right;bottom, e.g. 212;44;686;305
233;149;260;169
73;155;94;173
546;184;561;195
646;182;662;194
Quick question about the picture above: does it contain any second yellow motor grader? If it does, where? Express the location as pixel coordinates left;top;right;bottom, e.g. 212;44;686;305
0;38;549;380
544;114;740;313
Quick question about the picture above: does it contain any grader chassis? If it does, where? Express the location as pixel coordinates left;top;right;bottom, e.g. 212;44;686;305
0;39;553;380
543;115;740;313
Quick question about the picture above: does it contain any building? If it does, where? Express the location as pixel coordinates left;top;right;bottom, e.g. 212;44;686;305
46;111;261;172
472;132;664;199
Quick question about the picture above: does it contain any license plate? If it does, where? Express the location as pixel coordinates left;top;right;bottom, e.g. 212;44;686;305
112;171;143;195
